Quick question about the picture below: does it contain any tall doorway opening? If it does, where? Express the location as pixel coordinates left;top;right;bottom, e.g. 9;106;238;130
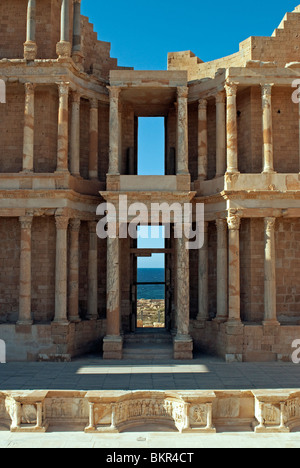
135;226;166;330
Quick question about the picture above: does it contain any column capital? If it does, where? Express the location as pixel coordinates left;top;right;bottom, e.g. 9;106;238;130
19;216;33;230
265;216;276;232
261;83;274;98
55;215;69;230
24;82;36;94
57;82;70;96
225;82;238;97
227;214;241;231
108;86;121;100
215;91;226;104
198;98;207;109
70;218;81;232
177;86;189;99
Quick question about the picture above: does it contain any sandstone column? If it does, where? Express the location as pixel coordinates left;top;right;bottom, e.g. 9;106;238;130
215;91;226;177
103;229;123;359
227;214;241;322
225;83;239;174
24;0;37;60
57;0;71;58
56;82;69;173
174;230;193;359
87;221;98;320
22;83;35;173
215;219;228;322
54;215;69;324
177;87;189;175
68;219;81;323
108;86;121;175
264;217;279;325
70;91;80;176
18;216;33;325
89;99;99;180
72;0;83;65
197;221;208;324
262;84;275;173
197;99;208;180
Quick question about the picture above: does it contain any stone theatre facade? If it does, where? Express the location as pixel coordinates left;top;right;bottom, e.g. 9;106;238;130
0;0;300;362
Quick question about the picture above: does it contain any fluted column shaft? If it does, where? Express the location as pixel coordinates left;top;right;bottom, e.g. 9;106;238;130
72;0;82;53
264;217;279;325
262;84;275;173
70;91;80;176
227;214;241;322
106;231;120;336
176;231;190;337
108;87;121;175
18;216;33;325
23;83;35;173
24;0;37;60
177;87;189;175
198;99;208;180
57;83;69;172
216;92;226;177
215;219;228;322
225;83;239;174
68;219;81;322
89;99;99;180
87;221;98;320
54;216;69;324
197;221;208;322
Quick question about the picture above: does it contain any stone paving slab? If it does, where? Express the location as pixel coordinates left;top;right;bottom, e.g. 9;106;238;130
0;429;299;448
0;355;300;391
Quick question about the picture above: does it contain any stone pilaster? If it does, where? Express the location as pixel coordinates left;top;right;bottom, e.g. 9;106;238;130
87;221;98;320
197;221;208;324
56;82;69;173
262;84;275;173
24;0;37;60
18;216;33;325
177;87;189;175
70;91;80;176
22;83;35;173
215;91;226;177
225;83;239;174
264;217;279;325
174;230;193;359
227;214;241;323
197;99;208;180
215;219;228;322
104;229;123;359
54;215;69;324
57;0;72;58
89;98;99;180
68;219;81;323
108;86;121;175
72;0;83;66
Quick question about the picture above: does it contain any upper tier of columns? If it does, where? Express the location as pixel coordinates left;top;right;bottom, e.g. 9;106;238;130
21;82;99;179
24;0;83;61
197;82;280;179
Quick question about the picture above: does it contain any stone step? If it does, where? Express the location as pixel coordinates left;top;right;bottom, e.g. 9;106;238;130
123;340;174;360
124;333;173;345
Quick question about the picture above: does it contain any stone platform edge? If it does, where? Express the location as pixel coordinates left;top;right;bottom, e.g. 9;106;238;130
1;389;300;434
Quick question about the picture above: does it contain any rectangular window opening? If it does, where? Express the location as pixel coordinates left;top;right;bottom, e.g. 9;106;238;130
137;117;165;176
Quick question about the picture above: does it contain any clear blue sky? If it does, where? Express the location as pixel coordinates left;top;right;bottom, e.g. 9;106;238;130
81;0;296;70
81;0;297;267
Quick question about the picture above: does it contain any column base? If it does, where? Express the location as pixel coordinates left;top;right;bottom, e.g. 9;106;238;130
263;320;280;327
103;336;123;360
56;41;72;58
173;335;193;360
23;41;37;61
213;316;228;324
69;317;81;324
